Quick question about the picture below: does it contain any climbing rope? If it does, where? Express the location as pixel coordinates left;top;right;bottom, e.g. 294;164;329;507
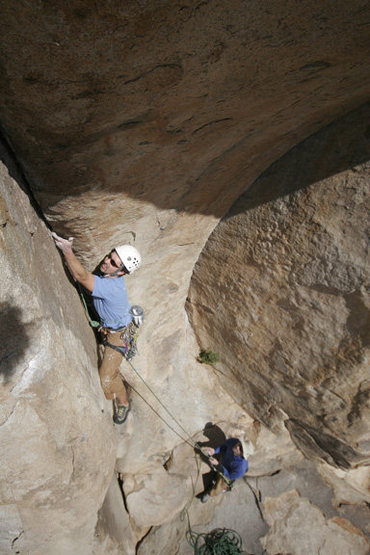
77;281;244;554
125;358;232;486
126;362;244;555
77;283;232;486
127;360;200;447
186;527;243;554
179;459;243;555
77;283;100;328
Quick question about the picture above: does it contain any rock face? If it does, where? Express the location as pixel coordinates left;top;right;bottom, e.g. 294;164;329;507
187;105;370;470
0;144;117;553
0;1;369;553
261;490;369;555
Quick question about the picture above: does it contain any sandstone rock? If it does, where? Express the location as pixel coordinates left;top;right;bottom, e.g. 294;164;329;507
137;477;268;555
0;504;24;554
94;474;136;554
0;144;117;552
187;105;370;469
318;462;370;506
124;467;191;527
138;422;266;554
246;419;304;477
250;459;339;522
177;478;268;555
137;520;187;555
0;1;369;227
0;2;369;551
261;490;369;554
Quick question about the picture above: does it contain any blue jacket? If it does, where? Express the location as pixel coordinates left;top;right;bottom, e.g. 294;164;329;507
214;438;248;481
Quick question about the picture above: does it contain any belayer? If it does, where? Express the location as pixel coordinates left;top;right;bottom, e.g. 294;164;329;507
201;438;248;503
52;232;142;425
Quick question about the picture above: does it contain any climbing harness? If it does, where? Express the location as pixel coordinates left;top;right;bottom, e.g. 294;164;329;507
78;283;143;359
103;321;139;361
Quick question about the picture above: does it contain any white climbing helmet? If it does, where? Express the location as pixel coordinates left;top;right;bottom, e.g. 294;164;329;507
115;245;141;274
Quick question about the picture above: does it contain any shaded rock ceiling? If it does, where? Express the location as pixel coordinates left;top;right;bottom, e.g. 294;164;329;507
0;0;369;228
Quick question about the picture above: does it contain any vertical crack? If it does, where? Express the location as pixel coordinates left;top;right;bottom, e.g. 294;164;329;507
245;478;266;523
11;530;24;553
116;473;154;553
117;473;129;514
135;526;153;554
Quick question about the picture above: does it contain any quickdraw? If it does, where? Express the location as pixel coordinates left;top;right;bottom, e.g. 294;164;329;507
102;322;139;361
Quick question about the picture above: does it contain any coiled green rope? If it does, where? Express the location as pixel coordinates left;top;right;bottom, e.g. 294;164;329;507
186;527;243;554
180;460;244;555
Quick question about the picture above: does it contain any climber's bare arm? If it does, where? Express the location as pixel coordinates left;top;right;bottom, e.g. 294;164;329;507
52;232;95;293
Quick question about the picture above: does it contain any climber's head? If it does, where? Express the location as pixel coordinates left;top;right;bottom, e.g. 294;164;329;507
233;441;243;457
114;245;141;274
232;438;249;458
99;245;141;277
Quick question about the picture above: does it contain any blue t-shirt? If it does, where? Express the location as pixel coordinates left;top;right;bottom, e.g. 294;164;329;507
92;275;132;329
214;438;249;481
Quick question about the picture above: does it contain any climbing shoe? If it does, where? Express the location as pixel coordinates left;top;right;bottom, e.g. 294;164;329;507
201;493;210;503
113;403;130;425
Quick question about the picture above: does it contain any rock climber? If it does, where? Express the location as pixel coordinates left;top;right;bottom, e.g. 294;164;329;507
51;232;141;425
201;437;248;503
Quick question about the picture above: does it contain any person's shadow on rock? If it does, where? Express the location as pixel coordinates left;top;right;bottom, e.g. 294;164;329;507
195;422;226;499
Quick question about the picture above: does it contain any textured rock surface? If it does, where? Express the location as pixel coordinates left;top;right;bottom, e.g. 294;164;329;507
140;448;370;554
261;490;369;554
1;0;369;227
0;140;252;551
187;104;370;469
0;145;117;553
0;1;369;552
1;126;369;550
95;475;136;554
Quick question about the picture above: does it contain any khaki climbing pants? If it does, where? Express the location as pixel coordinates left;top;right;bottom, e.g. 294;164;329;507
209;474;230;497
99;328;128;400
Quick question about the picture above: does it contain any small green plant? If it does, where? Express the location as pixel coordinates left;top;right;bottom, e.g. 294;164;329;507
197;349;220;365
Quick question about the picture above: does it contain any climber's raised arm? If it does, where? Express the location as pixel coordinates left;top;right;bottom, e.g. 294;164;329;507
51;230;142;426
51;232;95;292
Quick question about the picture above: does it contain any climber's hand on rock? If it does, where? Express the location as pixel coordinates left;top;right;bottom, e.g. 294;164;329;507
51;232;74;253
